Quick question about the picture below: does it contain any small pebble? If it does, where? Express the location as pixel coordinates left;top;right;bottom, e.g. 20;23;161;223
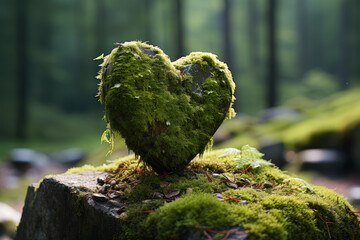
239;178;252;186
99;184;111;194
238;200;249;205
142;199;153;203
186;188;193;194
109;192;121;199
92;193;108;202
152;192;164;199
110;180;117;186
263;182;273;189
97;177;105;186
117;206;126;214
164;189;180;199
114;183;127;191
225;181;238;189
214;193;224;201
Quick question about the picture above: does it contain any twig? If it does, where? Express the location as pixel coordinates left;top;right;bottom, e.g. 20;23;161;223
313;210;334;239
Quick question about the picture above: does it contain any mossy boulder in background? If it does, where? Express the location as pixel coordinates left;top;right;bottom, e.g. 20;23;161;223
96;41;235;174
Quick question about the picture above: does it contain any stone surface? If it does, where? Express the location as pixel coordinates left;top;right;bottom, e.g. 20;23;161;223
15;171;124;240
259;140;286;168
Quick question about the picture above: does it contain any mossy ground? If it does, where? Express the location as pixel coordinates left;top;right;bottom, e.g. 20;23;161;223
66;148;360;240
216;86;360;151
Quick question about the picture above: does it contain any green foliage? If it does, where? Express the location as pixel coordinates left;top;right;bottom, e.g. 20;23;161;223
96;41;235;173
219;145;273;169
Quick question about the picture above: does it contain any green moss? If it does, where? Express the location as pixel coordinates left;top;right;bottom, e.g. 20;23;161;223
96;41;235;174
65;147;360;239
145;193;237;240
217;86;360;151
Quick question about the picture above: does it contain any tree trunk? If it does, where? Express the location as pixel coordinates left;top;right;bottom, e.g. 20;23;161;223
175;0;185;59
295;0;307;80
338;0;350;90
266;0;277;108
15;0;29;140
247;0;258;75
144;0;153;43
223;0;232;72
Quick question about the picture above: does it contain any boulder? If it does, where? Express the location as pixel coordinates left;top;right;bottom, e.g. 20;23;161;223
299;149;346;176
0;202;21;239
16;171;123;240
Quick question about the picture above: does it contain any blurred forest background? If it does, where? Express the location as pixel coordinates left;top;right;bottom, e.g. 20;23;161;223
1;0;360;232
1;0;360;169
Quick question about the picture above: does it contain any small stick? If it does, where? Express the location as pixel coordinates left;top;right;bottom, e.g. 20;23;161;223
181;69;187;81
239;164;251;174
159;172;173;178
201;169;213;182
142;210;154;213
115;164;128;171
313;210;334;239
222;193;241;202
216;180;236;187
255;181;264;189
70;186;92;193
203;230;213;240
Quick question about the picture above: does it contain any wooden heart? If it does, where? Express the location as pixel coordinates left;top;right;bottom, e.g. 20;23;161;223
97;41;235;174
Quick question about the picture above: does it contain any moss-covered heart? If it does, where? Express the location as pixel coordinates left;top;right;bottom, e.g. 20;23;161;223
97;41;235;174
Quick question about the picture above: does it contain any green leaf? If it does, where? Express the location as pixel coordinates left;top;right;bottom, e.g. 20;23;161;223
231;145;273;169
101;129;111;144
94;53;104;60
218;148;241;158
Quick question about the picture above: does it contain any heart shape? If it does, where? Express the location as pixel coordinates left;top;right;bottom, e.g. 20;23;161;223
97;41;235;174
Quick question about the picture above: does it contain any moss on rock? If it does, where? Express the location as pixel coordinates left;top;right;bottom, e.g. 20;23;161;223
66;147;360;240
96;41;235;174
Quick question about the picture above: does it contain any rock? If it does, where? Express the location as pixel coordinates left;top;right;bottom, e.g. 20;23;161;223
9;148;49;172
0;202;21;238
349;186;360;206
97;176;105;186
164;189;180;199
262;182;273;189
299;149;346;176
259;140;286;168
51;148;86;167
15;171;124;240
97;41;235;174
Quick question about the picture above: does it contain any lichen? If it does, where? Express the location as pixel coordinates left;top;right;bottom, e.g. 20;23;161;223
65;147;360;239
95;41;235;174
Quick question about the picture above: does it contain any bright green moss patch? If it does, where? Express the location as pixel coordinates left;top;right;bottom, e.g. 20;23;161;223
96;41;235;174
145;193;237;240
65;147;360;239
216;86;360;151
